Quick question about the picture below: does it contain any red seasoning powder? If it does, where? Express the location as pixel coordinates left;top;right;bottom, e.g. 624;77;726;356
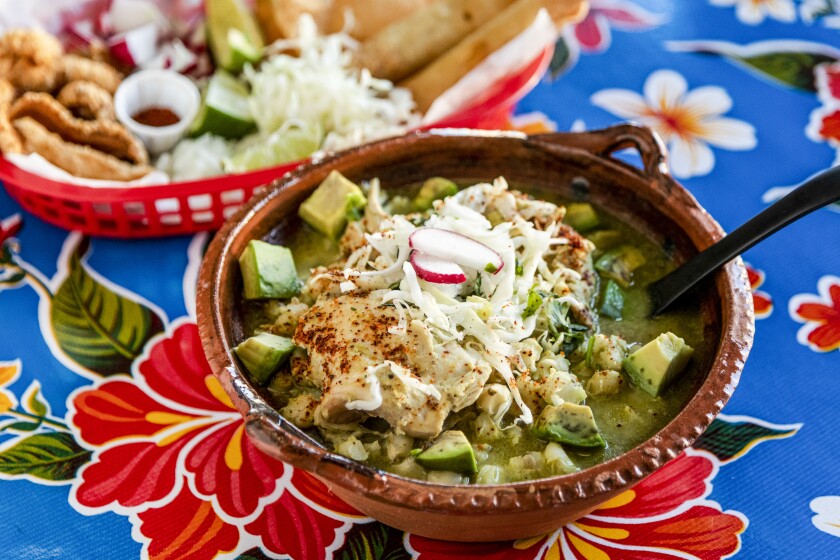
132;107;180;127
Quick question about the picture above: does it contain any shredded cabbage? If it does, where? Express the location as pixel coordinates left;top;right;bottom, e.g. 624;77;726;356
157;15;420;179
244;16;419;153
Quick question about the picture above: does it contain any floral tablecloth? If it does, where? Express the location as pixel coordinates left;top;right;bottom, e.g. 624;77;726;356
1;1;839;558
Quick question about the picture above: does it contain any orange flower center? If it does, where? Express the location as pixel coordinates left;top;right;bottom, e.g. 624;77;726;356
647;106;704;139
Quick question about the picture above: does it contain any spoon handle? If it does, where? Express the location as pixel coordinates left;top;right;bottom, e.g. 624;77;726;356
649;165;840;316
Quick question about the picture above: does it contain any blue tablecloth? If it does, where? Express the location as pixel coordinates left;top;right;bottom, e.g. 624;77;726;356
1;1;839;558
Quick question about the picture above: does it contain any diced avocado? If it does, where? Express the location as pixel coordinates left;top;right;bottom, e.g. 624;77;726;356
595;245;646;287
414;430;478;475
234;332;295;384
239;240;302;300
532;403;605;448
564;202;600;232
523;289;543;318
587;229;622;251
599;280;625;319
623;332;694;397
413;177;458;211
299;170;366;238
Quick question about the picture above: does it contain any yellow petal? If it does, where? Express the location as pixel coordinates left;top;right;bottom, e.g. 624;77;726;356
0;362;20;387
0;392;14;414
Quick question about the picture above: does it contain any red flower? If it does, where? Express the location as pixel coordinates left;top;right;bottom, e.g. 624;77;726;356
789;275;840;352
409;451;746;560
69;322;286;518
0;214;22;246
571;0;663;53
134;486;240;560
67;320;362;558
746;264;773;319
245;488;350;560
807;62;840;155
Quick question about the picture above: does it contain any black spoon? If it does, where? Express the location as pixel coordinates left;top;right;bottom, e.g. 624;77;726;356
648;165;840;316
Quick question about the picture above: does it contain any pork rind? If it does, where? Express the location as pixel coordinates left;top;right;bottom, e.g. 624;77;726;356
56;80;115;121
60;54;123;95
9;92;147;164
13;117;151;181
0;29;63;92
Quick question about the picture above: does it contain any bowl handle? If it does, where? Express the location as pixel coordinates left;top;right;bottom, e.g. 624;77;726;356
528;123;670;183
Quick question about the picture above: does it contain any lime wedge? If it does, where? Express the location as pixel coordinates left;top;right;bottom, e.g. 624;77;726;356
227;28;262;70
189;70;257;139
224;123;324;172
206;0;264;73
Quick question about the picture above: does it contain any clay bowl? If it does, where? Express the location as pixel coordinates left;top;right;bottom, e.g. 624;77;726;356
196;124;754;542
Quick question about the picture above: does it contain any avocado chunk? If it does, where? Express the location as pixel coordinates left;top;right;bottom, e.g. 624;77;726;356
239;240;302;300
623;332;694;397
532;403;605;448
595;245;646;287
413;177;458;211
599;280;625;319
415;430;478;475
587;229;622;251
564;202;600;232
299;170;366;238
234;332;295;384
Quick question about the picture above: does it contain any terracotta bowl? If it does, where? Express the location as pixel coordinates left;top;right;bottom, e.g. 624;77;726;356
196;124;754;542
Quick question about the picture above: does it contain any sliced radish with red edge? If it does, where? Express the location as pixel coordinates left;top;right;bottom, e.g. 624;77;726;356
108;23;158;67
410;251;467;284
409;228;504;275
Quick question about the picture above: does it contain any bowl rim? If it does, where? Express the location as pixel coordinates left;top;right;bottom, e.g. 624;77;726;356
196;125;755;514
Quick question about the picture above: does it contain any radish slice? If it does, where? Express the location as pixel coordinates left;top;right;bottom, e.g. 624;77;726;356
410;251;467;284
109;0;165;34
108;23;158;67
67;22;98;50
409;228;504;275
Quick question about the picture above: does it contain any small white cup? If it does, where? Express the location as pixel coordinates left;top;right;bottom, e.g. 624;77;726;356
114;69;201;155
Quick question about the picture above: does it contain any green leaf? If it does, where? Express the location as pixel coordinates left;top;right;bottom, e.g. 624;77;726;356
735;51;836;92
25;385;48;417
337;523;409;560
694;415;800;463
666;40;840;92
549;37;575;80
50;238;165;376
0;432;91;481
3;421;41;432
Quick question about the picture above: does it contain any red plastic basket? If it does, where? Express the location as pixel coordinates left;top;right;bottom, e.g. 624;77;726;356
0;47;552;238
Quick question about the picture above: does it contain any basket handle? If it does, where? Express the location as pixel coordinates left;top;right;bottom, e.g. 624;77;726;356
528;123;670;183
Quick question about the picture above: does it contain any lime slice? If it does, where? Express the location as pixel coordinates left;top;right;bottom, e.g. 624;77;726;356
206;0;264;73
224;123;324;172
189;71;257;139
227;28;262;70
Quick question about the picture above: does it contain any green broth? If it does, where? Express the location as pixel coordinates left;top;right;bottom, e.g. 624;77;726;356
246;192;706;481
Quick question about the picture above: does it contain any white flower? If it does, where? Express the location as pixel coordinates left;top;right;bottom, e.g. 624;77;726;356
811;496;840;538
710;0;797;25
591;69;757;178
